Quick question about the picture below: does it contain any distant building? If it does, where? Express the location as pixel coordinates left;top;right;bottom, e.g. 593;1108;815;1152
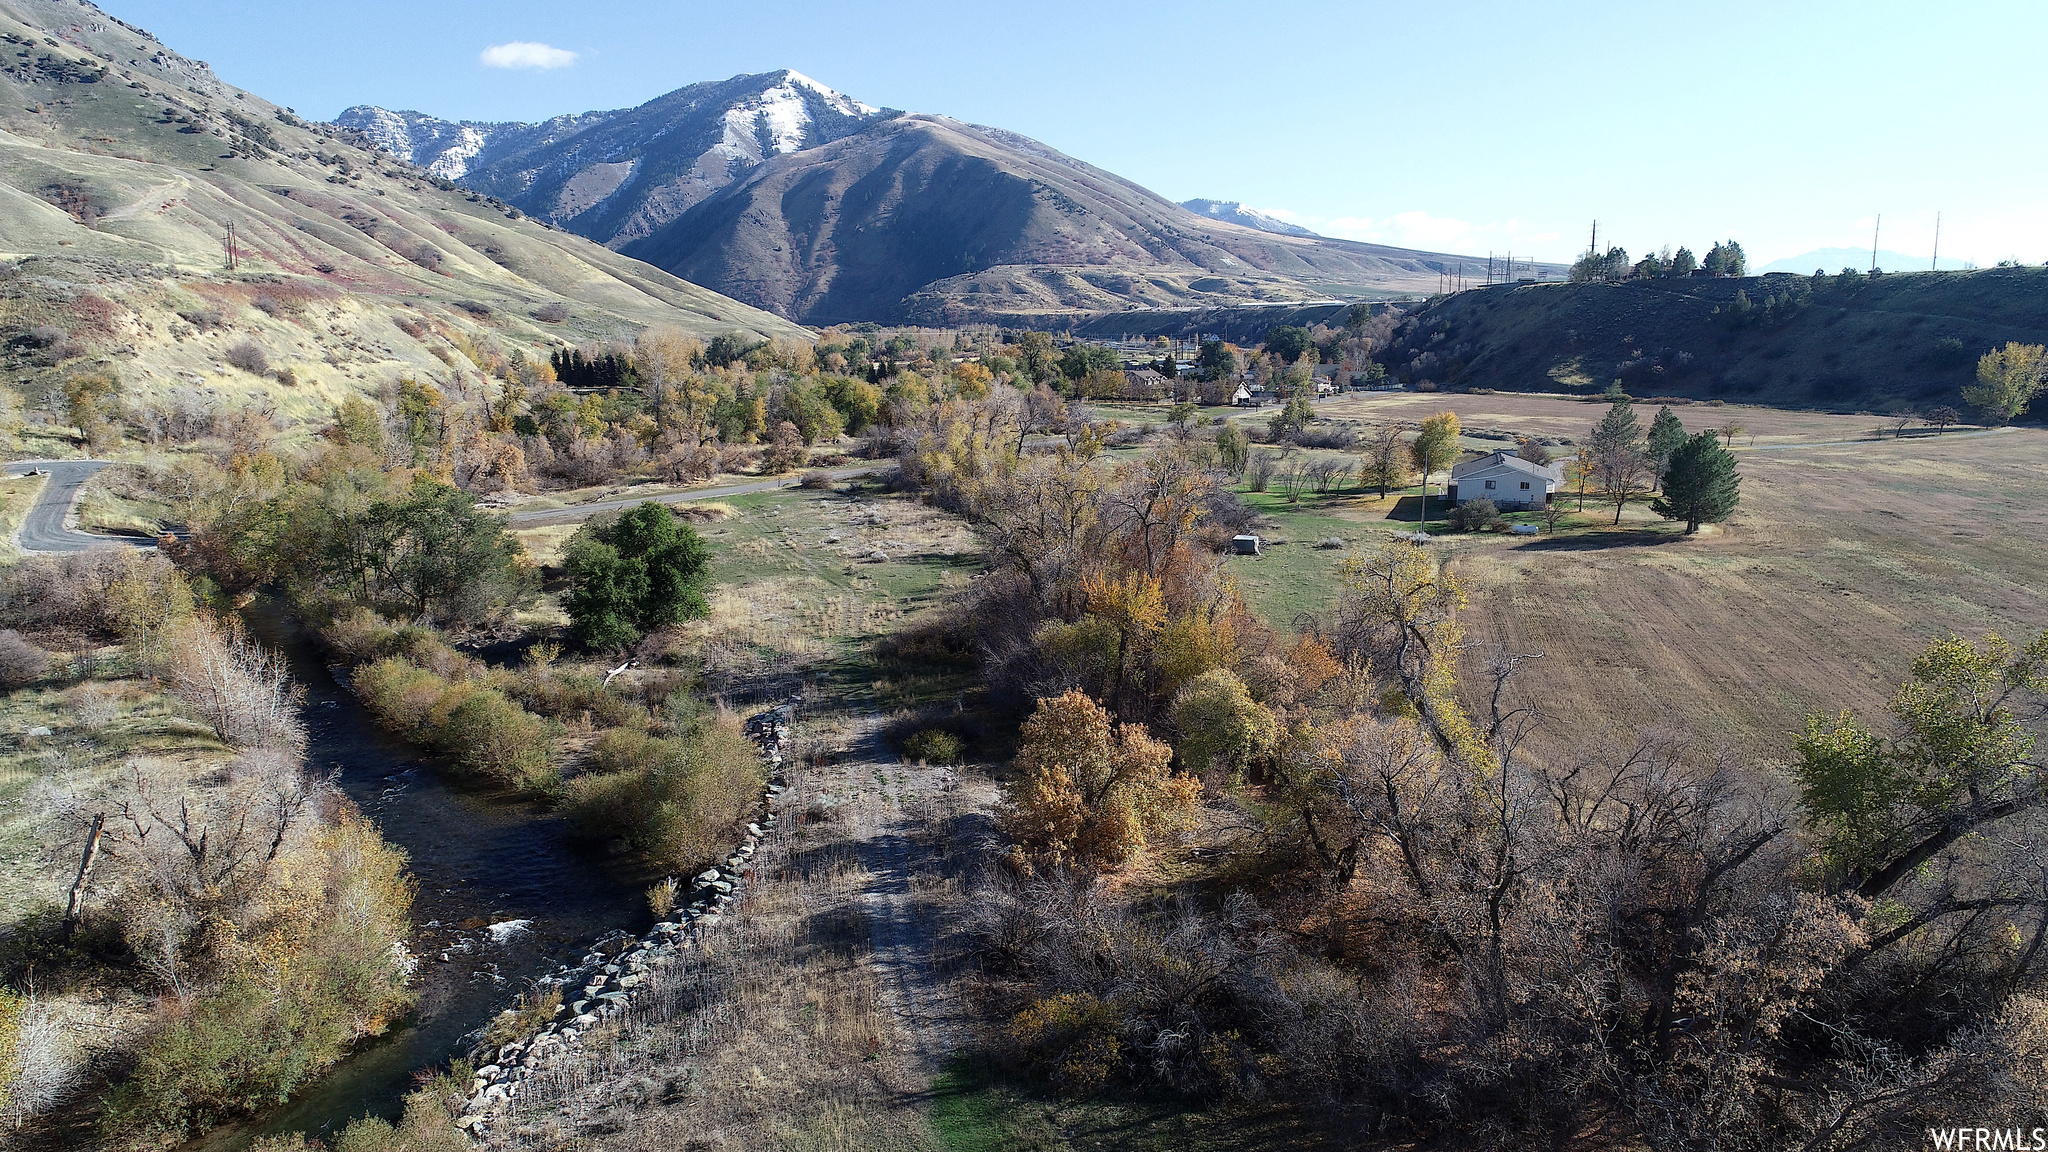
1232;384;1254;406
1447;450;1564;510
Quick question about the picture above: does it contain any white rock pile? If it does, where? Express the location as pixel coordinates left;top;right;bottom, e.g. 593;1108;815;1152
452;702;796;1137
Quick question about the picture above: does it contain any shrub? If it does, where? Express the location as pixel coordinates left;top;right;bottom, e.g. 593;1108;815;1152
798;469;836;489
224;340;270;376
902;728;963;765
0;630;49;688
1447;498;1503;532
442;689;558;793
533;302;569;323
563;714;762;872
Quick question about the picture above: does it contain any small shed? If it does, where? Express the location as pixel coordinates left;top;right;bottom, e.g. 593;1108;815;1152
1231;534;1263;556
1232;384;1254;406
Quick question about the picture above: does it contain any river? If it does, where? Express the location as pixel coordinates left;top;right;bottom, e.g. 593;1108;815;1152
181;603;643;1149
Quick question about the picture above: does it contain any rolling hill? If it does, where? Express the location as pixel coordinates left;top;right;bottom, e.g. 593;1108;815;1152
1375;267;2048;413
0;0;801;437
342;80;1561;326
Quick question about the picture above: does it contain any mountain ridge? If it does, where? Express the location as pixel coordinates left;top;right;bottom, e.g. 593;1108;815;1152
340;77;1563;324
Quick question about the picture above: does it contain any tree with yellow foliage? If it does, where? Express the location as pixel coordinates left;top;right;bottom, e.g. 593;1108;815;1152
1963;341;2047;425
1408;410;1461;527
1004;690;1200;869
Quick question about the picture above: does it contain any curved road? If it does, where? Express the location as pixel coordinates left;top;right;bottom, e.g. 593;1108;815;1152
3;459;157;554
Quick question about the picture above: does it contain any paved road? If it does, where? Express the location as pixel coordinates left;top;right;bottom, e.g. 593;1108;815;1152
3;459;156;554
503;465;884;527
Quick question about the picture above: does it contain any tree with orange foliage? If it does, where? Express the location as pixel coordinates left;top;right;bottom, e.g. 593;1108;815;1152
1004;690;1201;869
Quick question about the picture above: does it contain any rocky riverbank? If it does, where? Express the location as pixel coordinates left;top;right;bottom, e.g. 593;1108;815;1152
451;702;796;1140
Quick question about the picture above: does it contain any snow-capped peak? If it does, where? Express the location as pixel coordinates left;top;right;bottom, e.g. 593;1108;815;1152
779;70;878;118
716;71;879;165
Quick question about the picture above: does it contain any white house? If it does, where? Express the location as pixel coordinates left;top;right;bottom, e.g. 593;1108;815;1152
1447;451;1564;510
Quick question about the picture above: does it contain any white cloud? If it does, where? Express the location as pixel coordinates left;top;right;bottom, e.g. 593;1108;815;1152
479;41;577;70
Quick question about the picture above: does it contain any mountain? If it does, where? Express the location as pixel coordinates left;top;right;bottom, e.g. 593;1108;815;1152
1181;199;1318;238
344;72;886;250
332;105;621;182
1759;247;1973;275
0;0;799;433
1373;267;2048;412
621;113;1545;325
342;80;1558;325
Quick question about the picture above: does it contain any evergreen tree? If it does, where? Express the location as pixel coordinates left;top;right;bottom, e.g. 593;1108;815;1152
1646;406;1688;489
1589;397;1641;457
563;502;712;649
1651;432;1742;533
1668;247;1698;277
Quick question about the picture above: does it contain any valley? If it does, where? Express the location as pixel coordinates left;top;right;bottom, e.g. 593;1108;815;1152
0;1;2045;1150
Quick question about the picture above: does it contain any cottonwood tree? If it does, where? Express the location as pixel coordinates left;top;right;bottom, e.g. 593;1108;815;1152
563;502;712;649
1409;411;1461;525
1358;423;1409;497
1591;441;1655;525
1963;341;2047;424
1003;690;1200;869
1923;404;1961;434
1650;431;1741;532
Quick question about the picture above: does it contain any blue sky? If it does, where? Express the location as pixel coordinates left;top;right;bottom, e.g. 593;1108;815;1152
109;0;2048;267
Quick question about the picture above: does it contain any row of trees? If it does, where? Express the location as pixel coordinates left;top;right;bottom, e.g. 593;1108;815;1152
1572;239;1748;282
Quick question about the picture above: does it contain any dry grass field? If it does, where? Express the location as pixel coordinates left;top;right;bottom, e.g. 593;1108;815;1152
1455;426;2048;769
1311;389;1924;445
1226;390;2047;771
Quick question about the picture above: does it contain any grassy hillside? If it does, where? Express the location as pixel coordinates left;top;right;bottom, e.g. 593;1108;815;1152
1378;266;2048;413
0;0;805;444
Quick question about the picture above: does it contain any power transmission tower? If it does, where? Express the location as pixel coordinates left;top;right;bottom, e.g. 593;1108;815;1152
1871;214;1880;272
1931;212;1940;271
224;221;237;270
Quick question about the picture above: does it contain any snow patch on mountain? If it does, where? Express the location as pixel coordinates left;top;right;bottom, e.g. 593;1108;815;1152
1182;199;1320;238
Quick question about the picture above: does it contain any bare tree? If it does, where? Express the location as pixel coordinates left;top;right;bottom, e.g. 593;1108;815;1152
169;616;307;751
1591;443;1655;525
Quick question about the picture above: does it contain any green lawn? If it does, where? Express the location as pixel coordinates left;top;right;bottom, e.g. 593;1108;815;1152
930;1057;1323;1152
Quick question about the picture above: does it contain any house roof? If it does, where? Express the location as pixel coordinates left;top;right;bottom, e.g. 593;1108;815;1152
1450;450;1565;483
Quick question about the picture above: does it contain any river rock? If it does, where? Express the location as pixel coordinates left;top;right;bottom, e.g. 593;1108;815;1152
618;973;643;989
572;1012;599;1027
695;868;721;884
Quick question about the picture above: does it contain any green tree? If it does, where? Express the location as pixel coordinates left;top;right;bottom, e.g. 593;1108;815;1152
563;502;712;649
1703;240;1746;276
1649;431;1741;533
1646;405;1688;487
1962;341;2048;424
370;478;529;623
1268;395;1315;440
1667;246;1698;277
63;369;121;452
1214;424;1250;475
1409;411;1461;527
1261;325;1314;363
1171;669;1278;781
1589;396;1641;457
1794;630;2048;900
1195;339;1237;382
1056;343;1120;383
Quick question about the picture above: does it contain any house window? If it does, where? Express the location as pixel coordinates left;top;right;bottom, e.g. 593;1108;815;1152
1484;480;1496;489
1520;481;1531;489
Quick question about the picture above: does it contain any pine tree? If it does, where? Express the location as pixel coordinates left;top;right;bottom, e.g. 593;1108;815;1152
1646;406;1688;490
1651;432;1742;533
1589;397;1640;456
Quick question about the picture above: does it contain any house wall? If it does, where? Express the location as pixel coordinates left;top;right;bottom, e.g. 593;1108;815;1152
1453;468;1552;509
